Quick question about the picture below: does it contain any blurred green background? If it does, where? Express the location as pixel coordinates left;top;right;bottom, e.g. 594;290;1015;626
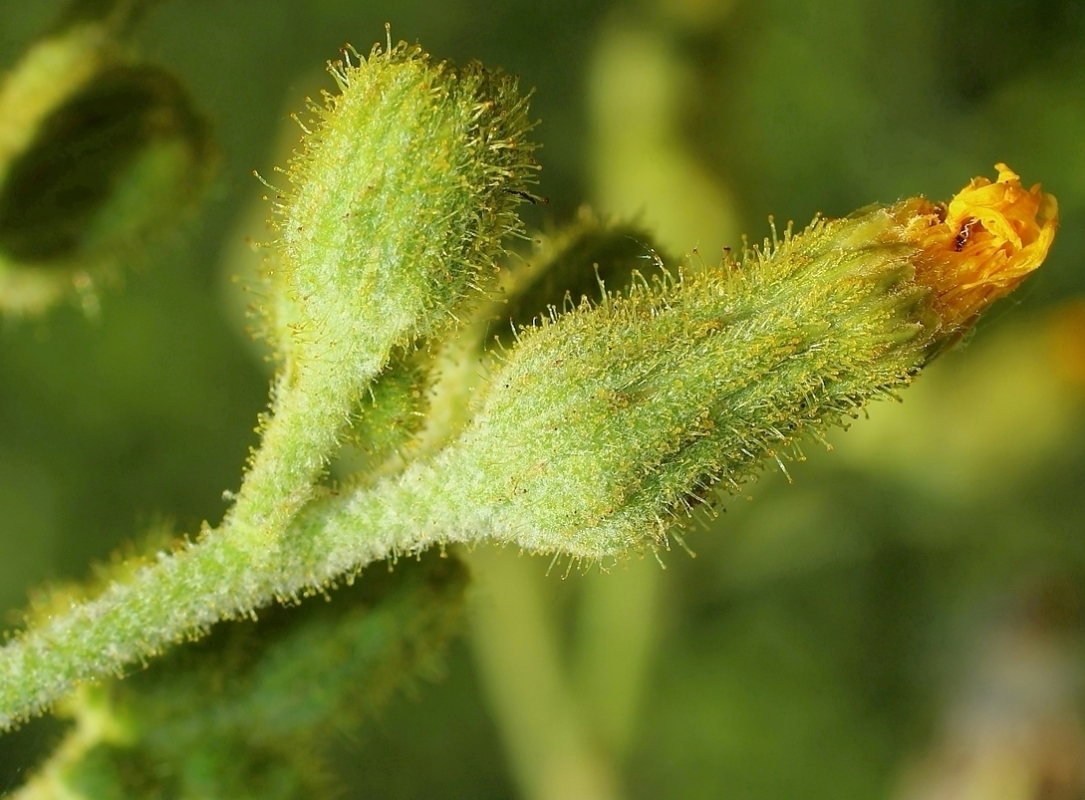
2;0;1084;797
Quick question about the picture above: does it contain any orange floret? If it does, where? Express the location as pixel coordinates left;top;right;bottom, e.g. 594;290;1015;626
892;163;1058;333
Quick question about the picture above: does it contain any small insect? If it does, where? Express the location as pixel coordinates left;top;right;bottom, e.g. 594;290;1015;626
504;188;549;205
954;217;980;251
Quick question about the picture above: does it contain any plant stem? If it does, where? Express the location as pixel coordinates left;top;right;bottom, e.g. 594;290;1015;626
467;547;625;800
0;476;422;730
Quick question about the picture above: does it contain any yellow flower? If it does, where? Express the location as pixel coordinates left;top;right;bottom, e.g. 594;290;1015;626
891;163;1058;334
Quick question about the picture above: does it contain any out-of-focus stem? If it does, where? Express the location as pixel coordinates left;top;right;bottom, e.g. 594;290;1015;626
573;560;662;761
466;547;625;800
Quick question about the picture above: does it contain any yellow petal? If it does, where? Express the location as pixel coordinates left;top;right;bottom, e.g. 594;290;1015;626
893;164;1058;333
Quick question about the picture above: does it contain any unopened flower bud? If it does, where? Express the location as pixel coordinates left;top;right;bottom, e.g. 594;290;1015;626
0;21;213;315
428;166;1057;559
228;37;538;550
272;37;538;381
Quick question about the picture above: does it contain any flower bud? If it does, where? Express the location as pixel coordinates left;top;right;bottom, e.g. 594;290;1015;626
272;38;538;382
226;38;538;551
496;210;669;349
0;21;213;316
431;166;1057;559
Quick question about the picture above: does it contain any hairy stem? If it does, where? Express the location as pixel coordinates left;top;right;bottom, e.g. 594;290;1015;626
0;478;428;730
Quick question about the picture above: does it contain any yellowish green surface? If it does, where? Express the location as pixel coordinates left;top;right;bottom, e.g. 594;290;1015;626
1;1;1083;798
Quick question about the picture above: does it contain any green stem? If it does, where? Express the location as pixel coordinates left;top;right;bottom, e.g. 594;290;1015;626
222;365;379;559
467;547;625;800
0;476;414;729
572;559;661;761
